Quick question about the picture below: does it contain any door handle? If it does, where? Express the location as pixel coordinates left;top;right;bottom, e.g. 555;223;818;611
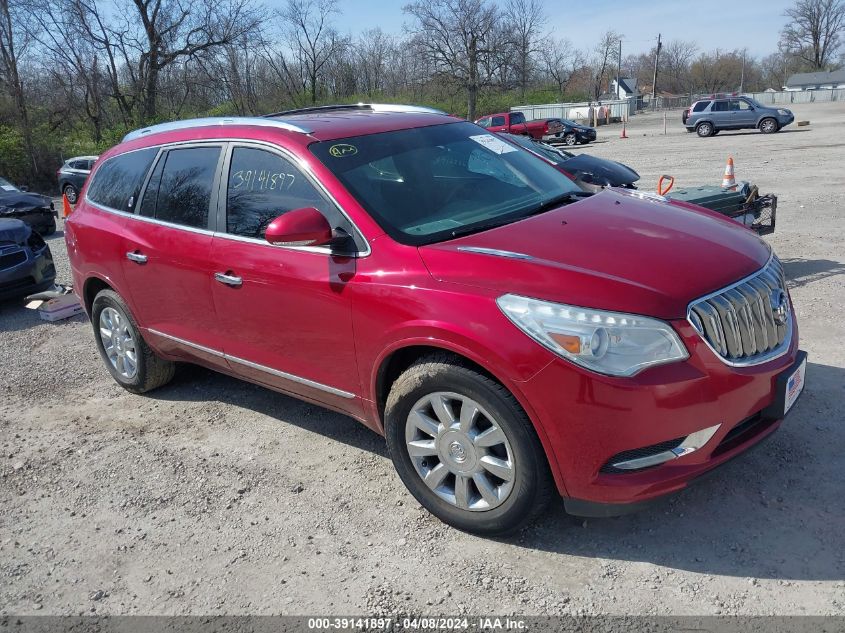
126;251;148;264
214;272;243;287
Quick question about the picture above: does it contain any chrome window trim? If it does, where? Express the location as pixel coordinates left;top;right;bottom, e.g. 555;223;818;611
685;252;793;367
147;328;355;399
86;139;372;257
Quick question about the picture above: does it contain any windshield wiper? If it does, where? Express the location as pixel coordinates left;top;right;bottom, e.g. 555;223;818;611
448;191;590;239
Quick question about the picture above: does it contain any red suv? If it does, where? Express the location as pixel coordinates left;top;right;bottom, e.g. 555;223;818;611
66;104;806;535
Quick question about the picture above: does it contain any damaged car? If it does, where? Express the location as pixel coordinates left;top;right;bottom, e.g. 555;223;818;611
0;218;56;301
500;132;639;190
0;177;57;235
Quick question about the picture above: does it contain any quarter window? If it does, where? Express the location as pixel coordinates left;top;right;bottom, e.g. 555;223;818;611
692;101;709;112
225;147;335;240
140;147;220;229
87;148;158;212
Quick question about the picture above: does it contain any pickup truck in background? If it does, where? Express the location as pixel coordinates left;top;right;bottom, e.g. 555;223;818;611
474;111;563;140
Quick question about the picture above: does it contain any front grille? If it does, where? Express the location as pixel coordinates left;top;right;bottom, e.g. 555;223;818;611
600;436;685;474
687;256;790;365
0;249;26;270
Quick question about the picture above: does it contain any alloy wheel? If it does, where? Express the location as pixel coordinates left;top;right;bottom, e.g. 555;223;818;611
99;307;138;379
405;391;515;511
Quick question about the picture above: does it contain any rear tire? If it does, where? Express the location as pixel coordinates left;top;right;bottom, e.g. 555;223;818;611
696;121;714;137
91;289;175;394
384;353;554;536
759;117;779;134
62;184;78;204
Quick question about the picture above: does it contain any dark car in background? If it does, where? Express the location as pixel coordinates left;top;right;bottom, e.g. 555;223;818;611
0;218;56;301
554;119;597;145
500;133;638;190
0;177;57;235
683;96;794;137
57;155;98;203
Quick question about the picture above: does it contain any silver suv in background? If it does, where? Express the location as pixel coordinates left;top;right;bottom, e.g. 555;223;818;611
57;155;98;203
683;96;794;137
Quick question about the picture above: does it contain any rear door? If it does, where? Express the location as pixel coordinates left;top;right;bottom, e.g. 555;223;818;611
710;100;731;127
209;143;364;413
120;143;227;369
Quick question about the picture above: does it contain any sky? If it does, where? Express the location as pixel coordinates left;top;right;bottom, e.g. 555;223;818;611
333;0;793;59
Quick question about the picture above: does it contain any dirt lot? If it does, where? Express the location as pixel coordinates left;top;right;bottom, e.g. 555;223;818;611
1;102;843;618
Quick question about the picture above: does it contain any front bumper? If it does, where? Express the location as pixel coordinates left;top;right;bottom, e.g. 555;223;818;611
517;316;803;514
0;245;56;301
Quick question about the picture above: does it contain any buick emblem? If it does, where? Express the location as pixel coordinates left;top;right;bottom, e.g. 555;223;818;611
448;441;467;463
770;289;789;325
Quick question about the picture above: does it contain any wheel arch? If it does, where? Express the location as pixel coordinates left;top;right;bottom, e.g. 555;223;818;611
82;275;114;315
372;341;568;495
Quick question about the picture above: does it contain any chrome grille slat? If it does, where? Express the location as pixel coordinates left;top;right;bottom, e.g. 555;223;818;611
687;255;792;367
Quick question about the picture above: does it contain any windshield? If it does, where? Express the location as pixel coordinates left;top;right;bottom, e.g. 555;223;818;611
744;97;765;109
310;121;581;245
561;119;580;127
501;133;573;165
0;177;18;191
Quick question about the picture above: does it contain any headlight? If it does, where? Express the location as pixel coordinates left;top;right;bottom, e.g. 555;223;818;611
496;294;688;377
777;109;790;116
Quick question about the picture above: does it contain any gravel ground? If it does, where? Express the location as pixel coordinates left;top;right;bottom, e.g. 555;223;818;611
1;102;843;618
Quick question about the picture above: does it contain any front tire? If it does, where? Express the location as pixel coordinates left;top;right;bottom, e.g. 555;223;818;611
563;133;577;146
384;353;553;536
760;117;779;134
91;289;175;394
696;121;714;137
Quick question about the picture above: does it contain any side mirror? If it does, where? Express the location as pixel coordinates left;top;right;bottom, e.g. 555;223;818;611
19;185;29;192
265;207;334;247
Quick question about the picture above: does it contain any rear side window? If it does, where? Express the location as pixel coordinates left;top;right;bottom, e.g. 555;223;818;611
226;147;339;239
511;112;526;125
692;101;709;112
87;148;158;212
139;146;220;229
712;100;729;112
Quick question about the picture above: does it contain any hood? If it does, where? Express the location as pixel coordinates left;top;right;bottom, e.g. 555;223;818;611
418;189;771;319
0;218;31;244
0;189;53;214
561;154;639;187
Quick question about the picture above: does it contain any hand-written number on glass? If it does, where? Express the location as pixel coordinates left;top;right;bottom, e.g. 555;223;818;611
231;169;296;191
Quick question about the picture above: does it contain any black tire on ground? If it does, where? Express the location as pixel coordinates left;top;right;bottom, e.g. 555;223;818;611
384;352;554;536
91;289;175;394
41;218;57;236
759;117;779;134
62;184;78;204
696;121;714;137
712;130;720;135
579;140;590;145
563;133;577;145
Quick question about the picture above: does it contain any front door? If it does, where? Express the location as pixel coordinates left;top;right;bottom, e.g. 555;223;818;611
209;144;364;415
121;144;227;368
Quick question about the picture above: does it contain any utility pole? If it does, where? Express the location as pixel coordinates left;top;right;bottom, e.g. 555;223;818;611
616;37;622;99
739;48;746;93
651;33;662;106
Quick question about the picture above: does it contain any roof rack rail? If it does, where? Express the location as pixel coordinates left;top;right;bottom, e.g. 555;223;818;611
263;103;446;118
121;116;312;143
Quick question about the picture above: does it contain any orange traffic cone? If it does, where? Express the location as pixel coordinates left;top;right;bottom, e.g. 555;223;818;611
620;121;628;139
721;156;737;191
62;193;72;218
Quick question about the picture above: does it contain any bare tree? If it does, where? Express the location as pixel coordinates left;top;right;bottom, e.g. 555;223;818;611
589;30;620;100
540;37;580;97
504;0;544;99
277;0;342;105
780;0;845;69
404;0;498;120
0;0;37;174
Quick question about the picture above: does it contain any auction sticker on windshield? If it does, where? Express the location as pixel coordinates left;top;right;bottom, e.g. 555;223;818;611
470;134;517;154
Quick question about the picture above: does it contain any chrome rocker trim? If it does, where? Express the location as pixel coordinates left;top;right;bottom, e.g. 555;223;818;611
147;328;355;399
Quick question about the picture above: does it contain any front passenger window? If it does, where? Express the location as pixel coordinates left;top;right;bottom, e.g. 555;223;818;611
226;147;335;240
